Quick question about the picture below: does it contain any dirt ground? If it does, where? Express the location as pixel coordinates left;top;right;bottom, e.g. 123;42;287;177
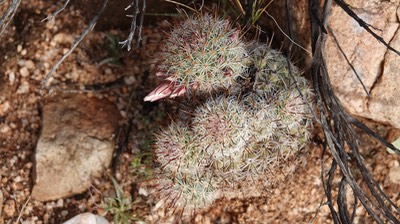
1;1;400;223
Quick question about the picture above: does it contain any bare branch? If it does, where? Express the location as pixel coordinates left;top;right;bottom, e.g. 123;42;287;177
334;0;400;56
328;26;370;98
0;0;22;36
41;0;71;22
307;0;400;222
120;0;138;51
136;0;146;48
41;0;109;88
120;0;146;51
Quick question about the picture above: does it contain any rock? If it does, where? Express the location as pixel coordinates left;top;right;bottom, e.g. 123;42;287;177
62;213;109;224
3;199;16;218
388;166;400;184
31;93;121;201
325;0;400;128
261;1;400;128
16;80;30;94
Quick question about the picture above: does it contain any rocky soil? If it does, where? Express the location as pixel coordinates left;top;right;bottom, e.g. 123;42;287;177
1;1;400;224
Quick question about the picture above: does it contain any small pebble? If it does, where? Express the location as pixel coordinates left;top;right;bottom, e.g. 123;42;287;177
17;81;30;94
61;210;69;217
3;200;16;217
104;68;112;75
0;101;11;115
21;49;27;56
8;72;15;84
56;199;64;207
25;60;36;70
124;76;136;85
0;124;10;134
389;166;400;184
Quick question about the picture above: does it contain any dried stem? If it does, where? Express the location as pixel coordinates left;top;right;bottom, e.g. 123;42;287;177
0;0;22;36
41;0;109;88
41;0;71;22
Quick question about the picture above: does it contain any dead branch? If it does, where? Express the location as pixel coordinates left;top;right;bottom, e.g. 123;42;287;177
41;0;71;22
0;0;22;36
306;0;400;223
41;0;109;88
119;0;146;51
334;0;400;57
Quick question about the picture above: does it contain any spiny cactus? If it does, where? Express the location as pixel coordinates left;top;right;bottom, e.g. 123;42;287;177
247;44;300;95
144;13;248;102
155;172;218;210
154;123;219;210
155;123;208;176
153;93;312;212
147;14;313;215
192;95;251;162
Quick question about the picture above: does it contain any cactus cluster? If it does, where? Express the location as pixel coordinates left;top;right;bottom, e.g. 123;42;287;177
146;13;313;214
144;13;247;102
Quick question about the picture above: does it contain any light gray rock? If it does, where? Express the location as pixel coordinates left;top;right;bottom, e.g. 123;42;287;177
62;213;109;224
325;0;400;128
31;93;121;201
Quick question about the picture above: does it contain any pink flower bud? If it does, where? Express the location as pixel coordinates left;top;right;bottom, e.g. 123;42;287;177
170;85;187;98
144;82;174;102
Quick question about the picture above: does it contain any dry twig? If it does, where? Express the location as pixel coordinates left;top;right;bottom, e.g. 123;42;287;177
0;0;22;36
41;0;109;88
305;0;400;223
119;0;147;51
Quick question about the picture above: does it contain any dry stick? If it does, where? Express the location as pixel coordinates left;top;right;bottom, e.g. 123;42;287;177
328;26;370;97
41;0;71;22
308;0;400;222
120;0;147;50
135;0;146;48
0;0;22;36
41;0;109;88
16;195;31;223
332;0;400;217
319;60;389;224
334;0;400;56
120;0;138;51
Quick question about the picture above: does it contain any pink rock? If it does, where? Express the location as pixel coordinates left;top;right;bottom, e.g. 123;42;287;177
325;0;400;128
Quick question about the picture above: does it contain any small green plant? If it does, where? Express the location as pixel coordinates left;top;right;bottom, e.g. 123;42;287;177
101;178;140;223
98;34;123;66
247;0;275;27
130;152;154;180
